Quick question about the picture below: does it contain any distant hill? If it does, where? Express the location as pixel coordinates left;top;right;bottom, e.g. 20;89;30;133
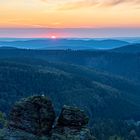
0;46;18;50
0;39;129;50
111;44;140;53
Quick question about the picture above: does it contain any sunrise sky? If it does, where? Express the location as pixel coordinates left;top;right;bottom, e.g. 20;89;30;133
0;0;140;38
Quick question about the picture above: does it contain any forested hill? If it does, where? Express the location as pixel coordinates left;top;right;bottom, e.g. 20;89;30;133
111;44;140;53
0;48;140;82
1;48;140;139
0;56;140;121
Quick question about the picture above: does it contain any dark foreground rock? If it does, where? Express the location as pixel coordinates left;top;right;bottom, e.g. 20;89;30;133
51;105;95;140
57;105;89;128
6;96;95;140
9;96;56;136
51;127;95;140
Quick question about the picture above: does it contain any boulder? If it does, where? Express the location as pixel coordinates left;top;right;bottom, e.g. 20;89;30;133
9;96;56;136
57;105;89;128
51;105;95;140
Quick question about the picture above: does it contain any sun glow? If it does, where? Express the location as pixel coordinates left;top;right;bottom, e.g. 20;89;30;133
51;35;57;39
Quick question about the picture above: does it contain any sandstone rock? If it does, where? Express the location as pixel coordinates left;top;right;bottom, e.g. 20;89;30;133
9;96;56;136
51;127;96;140
7;96;95;140
57;105;89;128
50;105;95;140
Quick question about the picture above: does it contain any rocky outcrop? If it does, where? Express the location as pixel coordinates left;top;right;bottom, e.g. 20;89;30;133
57;105;89;128
9;96;56;136
51;127;95;140
52;105;95;140
7;96;95;140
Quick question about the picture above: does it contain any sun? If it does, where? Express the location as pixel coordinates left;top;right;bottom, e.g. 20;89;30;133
51;35;57;39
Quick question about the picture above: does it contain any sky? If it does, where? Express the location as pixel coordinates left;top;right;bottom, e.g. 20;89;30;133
0;0;140;38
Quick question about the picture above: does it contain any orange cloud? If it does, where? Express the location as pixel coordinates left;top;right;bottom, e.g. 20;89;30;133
104;0;140;6
53;0;140;10
58;0;98;10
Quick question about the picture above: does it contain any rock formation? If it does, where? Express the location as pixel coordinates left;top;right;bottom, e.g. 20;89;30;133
57;105;89;128
9;96;56;136
52;105;95;140
7;96;95;140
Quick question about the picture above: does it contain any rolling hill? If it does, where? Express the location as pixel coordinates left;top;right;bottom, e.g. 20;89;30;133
0;48;140;121
0;57;140;122
0;47;139;82
111;44;140;53
0;38;129;50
